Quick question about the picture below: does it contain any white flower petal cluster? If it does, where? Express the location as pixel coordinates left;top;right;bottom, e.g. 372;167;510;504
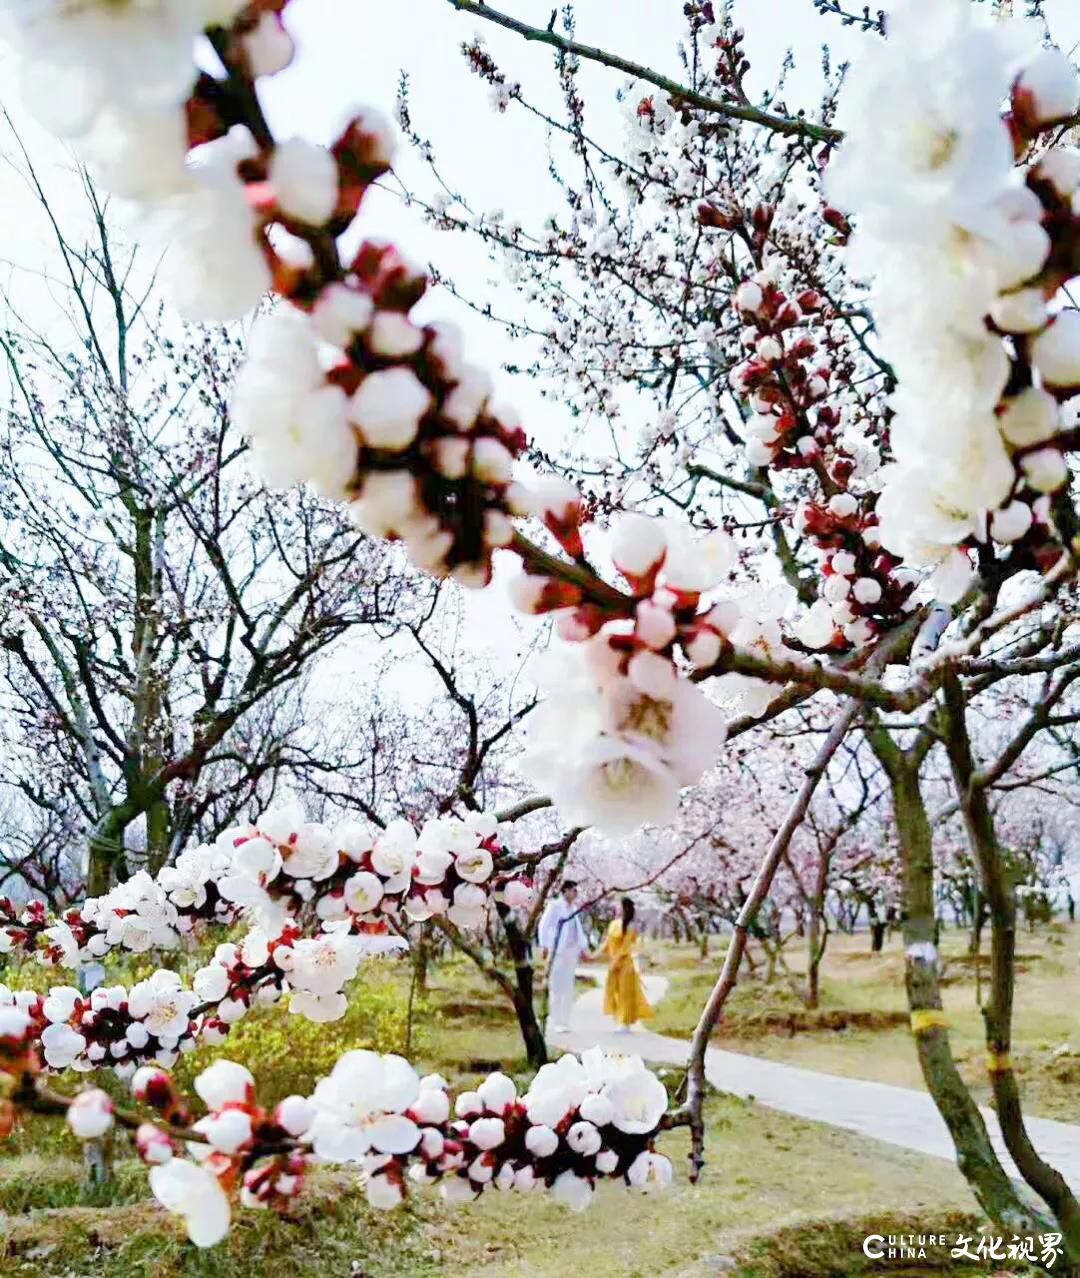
308;1051;422;1162
523;642;727;835
2;6;286;321
129;970;199;1044
829;1;1080;594
43;840;234;970
4;798;521;1068
827;0;1028;250
287;927;365;1024
523;1048;667;1135
232;291;526;586
520;516;731;835
3;1;242;140
2;4;270;322
211;798;507;937
416;1051;670;1211
232;312;359;500
20;1043;674;1249
157;128;274;322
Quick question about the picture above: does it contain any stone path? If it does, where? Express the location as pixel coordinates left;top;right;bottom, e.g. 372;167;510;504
552;967;1080;1193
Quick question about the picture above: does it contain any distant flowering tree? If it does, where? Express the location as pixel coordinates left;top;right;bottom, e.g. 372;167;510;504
3;0;1080;1262
0;152;427;901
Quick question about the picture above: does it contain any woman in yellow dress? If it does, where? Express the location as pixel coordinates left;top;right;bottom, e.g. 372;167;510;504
598;897;652;1031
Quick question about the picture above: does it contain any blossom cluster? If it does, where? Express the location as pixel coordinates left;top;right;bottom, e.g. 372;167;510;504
3;1;294;316
730;274;918;650
429;19;914;669
234;272;529;587
1;800;528;1069
3;802;522;967
512;496;892;829
0;1031;673;1248
314;1046;672;1213
793;494;918;653
435;3;1080;682
514;505;732;832
4;1;529;587
731;277;834;473
827;0;1080;601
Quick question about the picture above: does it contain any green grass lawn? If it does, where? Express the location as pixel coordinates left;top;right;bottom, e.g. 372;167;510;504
2;1094;997;1278
646;923;1080;1121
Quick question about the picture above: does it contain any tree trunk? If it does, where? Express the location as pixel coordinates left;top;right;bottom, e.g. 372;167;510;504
146;797;171;876
882;748;1049;1244
968;889;988;956
413;923;430;995
763;943;778;985
511;988;548;1069
942;678;1080;1265
498;905;547;1069
86;809;132;898
805;952;820;1008
805;853;830;1009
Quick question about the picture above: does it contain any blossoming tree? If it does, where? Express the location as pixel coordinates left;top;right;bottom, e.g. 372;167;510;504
0;148;432;901
3;0;1080;1263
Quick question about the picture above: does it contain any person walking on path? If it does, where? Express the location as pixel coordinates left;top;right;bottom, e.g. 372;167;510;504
538;879;589;1033
596;897;652;1032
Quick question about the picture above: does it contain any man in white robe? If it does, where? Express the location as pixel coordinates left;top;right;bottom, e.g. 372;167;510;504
538;880;589;1033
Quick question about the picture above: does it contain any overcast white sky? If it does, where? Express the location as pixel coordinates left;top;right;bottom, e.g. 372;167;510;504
3;0;1080;706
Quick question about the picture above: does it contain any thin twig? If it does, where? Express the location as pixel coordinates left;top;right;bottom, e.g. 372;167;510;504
668;696;861;1177
446;0;843;144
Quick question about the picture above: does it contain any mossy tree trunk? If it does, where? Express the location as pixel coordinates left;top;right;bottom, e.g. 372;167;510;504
867;719;1052;1249
941;676;1080;1264
863;714;1080;1272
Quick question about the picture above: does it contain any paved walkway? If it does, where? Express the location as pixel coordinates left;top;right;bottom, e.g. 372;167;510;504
552;968;1080;1193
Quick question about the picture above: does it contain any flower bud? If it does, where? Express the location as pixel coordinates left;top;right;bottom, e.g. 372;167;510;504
455;1090;483;1119
476;1072;517;1116
468;1117;506;1151
67;1089;114;1140
194;1060;254;1111
735;281;764;314
611;514;666;578
132;1066;176;1110
270;139;339;226
999;387;1059;448
1031;311;1080;389
366;1172;405;1210
566;1120;602;1156
991;289;1048;335
1017;48;1080;125
135;1122;174;1165
1021;447;1069;493
275;1095;316;1137
524;1124;559;1158
411;1086;451;1125
991;502;1034;544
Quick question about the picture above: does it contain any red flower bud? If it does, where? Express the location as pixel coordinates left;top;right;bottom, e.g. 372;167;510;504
350;242;427;311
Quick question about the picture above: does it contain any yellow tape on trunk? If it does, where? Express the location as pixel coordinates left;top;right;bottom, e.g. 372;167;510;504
910;1009;950;1034
986;1052;1014;1074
